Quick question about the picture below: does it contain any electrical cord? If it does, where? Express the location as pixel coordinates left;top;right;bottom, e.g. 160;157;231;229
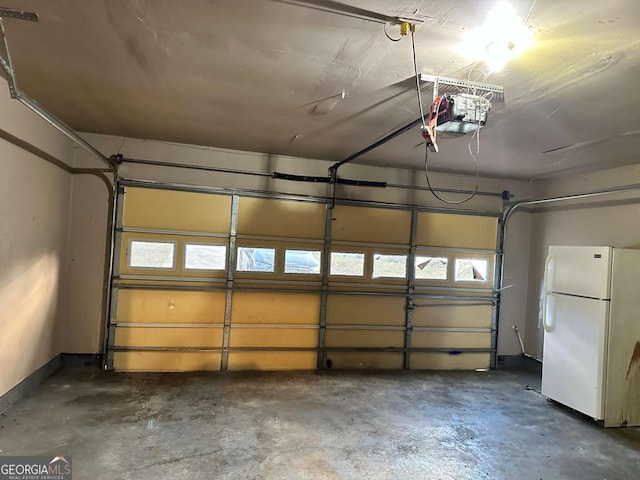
466;61;493;95
467;62;478;95
424;142;480;204
383;22;402;42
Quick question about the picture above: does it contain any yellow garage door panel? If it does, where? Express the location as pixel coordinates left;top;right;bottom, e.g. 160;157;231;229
228;351;316;371
410;352;490;370
332;205;411;244
412;305;493;328
326;295;406;326
237;197;325;238
411;331;491;349
324;330;404;348
117;290;226;323
229;328;319;348
416;212;497;250
123;187;231;233
114;351;222;371
325;352;403;369
232;292;320;325
114;327;223;348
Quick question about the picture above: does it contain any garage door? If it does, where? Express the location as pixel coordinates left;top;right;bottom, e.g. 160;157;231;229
323;205;410;369
227;196;325;370
410;211;497;370
105;182;498;371
109;187;230;371
321;206;497;370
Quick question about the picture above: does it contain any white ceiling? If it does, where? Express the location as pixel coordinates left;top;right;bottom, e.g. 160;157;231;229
2;0;640;179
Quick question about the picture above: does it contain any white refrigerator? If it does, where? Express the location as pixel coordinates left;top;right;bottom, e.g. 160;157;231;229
541;246;640;427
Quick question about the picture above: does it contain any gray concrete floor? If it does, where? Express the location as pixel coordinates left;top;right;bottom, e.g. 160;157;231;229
0;366;639;480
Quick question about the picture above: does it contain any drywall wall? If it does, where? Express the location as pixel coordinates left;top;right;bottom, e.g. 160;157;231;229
0;79;75;396
60;174;111;353
498;208;532;356
524;164;640;358
77;133;524;211
71;133;533;357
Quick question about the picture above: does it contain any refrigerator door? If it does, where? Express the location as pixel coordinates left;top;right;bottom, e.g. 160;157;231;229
546;246;612;299
541;292;608;419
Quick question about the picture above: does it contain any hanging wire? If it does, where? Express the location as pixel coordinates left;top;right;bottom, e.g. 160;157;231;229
410;29;427;128
117;137;126;154
467;62;478;95
465;61;493;95
423;142;480;204
383;22;403;42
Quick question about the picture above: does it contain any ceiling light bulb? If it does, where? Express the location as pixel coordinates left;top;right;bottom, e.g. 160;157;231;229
459;1;534;72
485;41;513;72
486;1;517;30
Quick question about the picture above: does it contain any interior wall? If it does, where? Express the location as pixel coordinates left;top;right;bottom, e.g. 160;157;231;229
0;80;74;396
71;132;534;358
498;209;532;356
524;164;640;358
78;133;534;210
61;174;111;353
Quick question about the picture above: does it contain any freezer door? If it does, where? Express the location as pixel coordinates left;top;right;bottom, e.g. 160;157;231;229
545;246;612;299
541;293;608;420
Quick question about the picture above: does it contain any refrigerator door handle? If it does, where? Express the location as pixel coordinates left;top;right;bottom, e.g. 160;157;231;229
540;254;554;330
543;293;556;332
543;254;554;293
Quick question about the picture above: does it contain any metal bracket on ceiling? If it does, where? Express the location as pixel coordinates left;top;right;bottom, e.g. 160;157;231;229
419;74;504;101
0;7;116;170
0;8;37;97
0;7;38;22
0;20;16;97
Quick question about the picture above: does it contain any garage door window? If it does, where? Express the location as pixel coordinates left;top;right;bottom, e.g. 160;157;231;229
415;256;448;280
184;244;227;270
129;240;176;269
284;249;321;274
330;252;365;277
372;254;407;279
237;247;276;272
455;258;488;282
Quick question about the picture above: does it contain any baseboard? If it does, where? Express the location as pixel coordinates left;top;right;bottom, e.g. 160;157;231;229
60;353;101;368
0;354;61;413
497;354;542;373
0;353;102;413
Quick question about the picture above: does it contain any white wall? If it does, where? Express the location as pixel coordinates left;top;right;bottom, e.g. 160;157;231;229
524;164;640;358
79;133;520;210
0;81;75;396
499;209;532;355
61;174;111;353
71;133;534;357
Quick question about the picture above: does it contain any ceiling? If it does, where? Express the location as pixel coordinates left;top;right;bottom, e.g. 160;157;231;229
2;0;640;180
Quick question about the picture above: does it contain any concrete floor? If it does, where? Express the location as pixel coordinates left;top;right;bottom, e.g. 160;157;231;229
0;366;639;480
